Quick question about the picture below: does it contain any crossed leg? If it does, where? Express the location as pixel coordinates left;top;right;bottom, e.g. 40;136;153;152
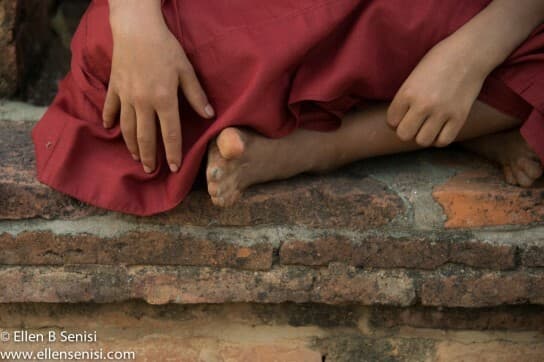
206;100;543;207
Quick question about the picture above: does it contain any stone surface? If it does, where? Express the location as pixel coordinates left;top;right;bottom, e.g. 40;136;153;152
521;242;544;267
312;335;434;362
136;172;406;229
370;306;544;331
0;121;104;219
421;271;544;307
435;341;544;362
1;301;543;362
280;233;515;270
0;265;416;306
433;169;544;228
0;230;274;270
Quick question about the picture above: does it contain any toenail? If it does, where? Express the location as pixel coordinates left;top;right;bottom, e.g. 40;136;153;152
212;168;222;179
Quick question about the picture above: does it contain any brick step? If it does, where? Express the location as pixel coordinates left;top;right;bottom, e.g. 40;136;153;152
1;106;544;308
3;117;544;228
1;264;544;307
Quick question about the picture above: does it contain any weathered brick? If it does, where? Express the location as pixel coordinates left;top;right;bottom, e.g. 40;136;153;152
421;271;544;307
435;341;544;362
217;345;322;362
0;0;18;96
521;242;544;267
0;230;273;270
0;265;415;305
370;305;544;331
310;263;415;306
449;240;515;270
280;234;515;270
313;335;434;362
0;0;54;97
0;265;130;303
137;173;405;229
0;121;103;219
433;170;544;228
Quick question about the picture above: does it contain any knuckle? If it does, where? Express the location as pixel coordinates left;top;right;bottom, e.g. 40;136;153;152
416;134;433;147
153;89;174;107
178;63;196;80
137;135;153;146
435;137;452;148
163;130;180;144
120;123;135;137
396;129;412;142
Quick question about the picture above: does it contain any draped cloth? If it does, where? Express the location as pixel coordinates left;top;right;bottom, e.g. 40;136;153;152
31;0;544;215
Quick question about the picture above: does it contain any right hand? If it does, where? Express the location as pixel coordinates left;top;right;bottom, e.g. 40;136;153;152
102;0;215;174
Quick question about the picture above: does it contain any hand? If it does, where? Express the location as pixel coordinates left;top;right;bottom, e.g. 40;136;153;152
102;0;215;173
386;36;487;147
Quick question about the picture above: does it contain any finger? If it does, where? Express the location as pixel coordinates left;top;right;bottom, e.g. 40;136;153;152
136;106;158;173
103;86;121;128
387;92;410;128
518;158;543;180
513;166;534;187
396;106;428;142
178;61;215;119
503;165;516;185
435;118;464;147
415;115;446;147
120;102;140;161
156;99;182;173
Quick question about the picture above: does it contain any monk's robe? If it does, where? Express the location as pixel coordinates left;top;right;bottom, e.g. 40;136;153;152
31;0;544;215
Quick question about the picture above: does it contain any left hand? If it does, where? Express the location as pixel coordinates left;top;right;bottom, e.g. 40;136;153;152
386;36;488;147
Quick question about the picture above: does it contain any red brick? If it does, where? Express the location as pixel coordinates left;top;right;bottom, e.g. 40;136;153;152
0;230;273;270
433;170;544;228
310;263;415;306
421;271;544;307
449;240;515;270
0;265;130;303
280;234;515;270
0;265;415;305
129;265;312;305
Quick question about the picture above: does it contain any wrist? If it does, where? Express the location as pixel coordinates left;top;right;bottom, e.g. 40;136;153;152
109;0;165;35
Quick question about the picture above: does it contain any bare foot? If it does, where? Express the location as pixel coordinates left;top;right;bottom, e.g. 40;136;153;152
206;127;317;207
462;130;543;187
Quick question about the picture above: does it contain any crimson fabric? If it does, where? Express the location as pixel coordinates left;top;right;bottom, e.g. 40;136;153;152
32;0;544;216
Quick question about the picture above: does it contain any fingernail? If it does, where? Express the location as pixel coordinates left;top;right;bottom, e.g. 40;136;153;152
204;104;215;118
131;153;140;161
103;121;108;128
169;163;179;173
143;165;153;173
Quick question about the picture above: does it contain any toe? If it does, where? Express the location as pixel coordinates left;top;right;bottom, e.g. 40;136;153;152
217;127;246;159
211;195;226;207
207;166;224;182
207;182;220;197
518;158;543;180
513;166;534;188
503;165;516;185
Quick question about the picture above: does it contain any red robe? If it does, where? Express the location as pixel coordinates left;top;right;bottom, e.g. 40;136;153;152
31;0;544;215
